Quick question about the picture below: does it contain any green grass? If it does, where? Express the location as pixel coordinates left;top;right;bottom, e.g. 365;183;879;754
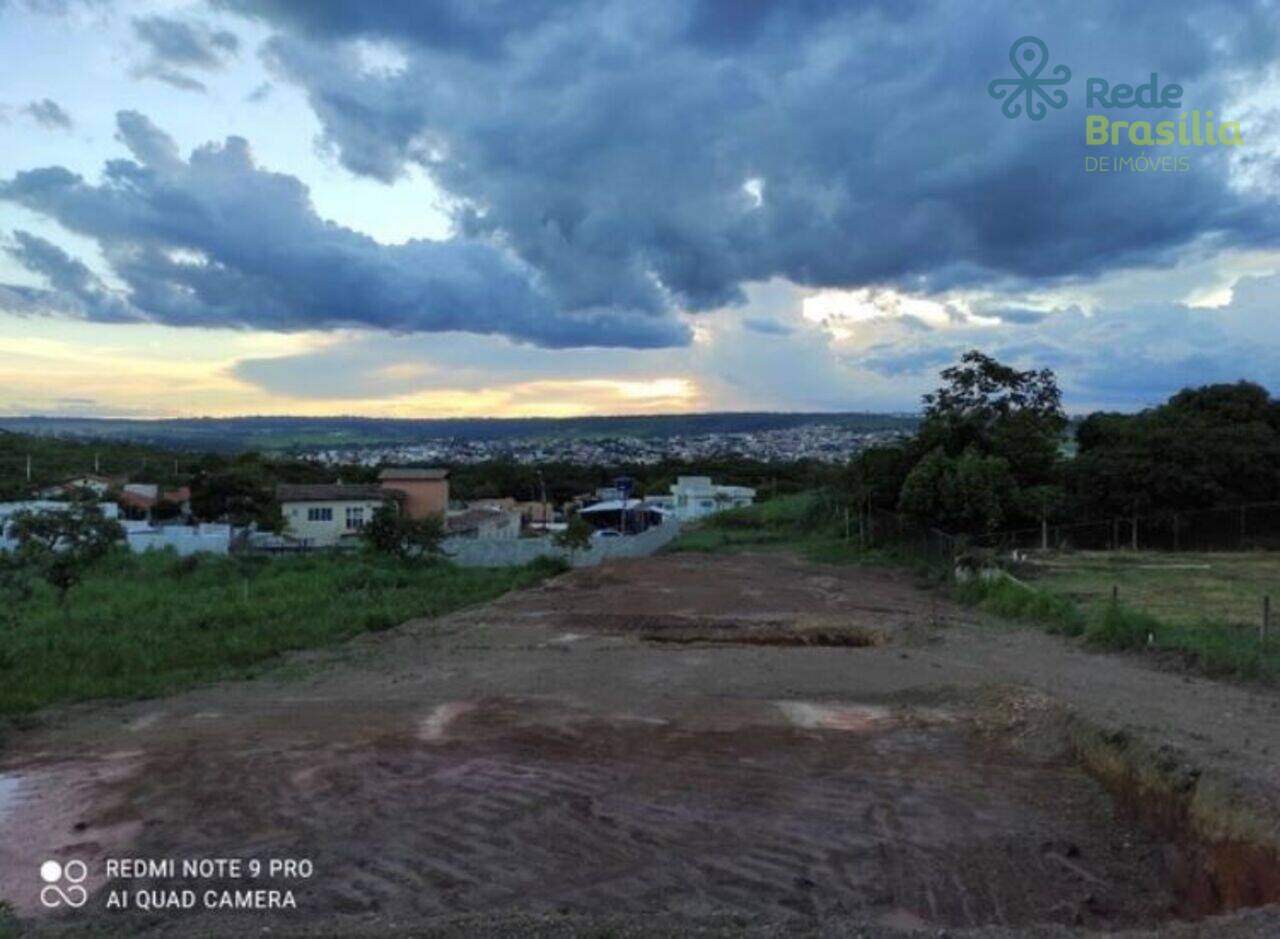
0;550;563;717
667;493;953;580
958;573;1280;683
666;494;825;553
666;492;953;578
955;575;1086;635
1026;551;1277;627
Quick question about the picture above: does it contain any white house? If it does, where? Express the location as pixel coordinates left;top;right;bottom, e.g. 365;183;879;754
667;476;756;521
276;484;390;547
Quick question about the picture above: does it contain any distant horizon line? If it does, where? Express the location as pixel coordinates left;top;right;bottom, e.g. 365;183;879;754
0;409;925;423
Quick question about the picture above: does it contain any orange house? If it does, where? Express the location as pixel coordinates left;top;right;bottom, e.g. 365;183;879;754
378;468;449;520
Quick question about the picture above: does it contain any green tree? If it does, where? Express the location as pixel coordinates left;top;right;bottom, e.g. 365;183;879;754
190;470;281;530
1071;381;1280;516
553;516;593;563
362;502;444;560
875;351;1068;533
899;447;1013;534
7;502;124;604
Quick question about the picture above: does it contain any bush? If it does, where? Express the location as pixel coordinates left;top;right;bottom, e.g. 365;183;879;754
956;575;1085;635
961;575;1280;684
1086;603;1163;650
362;611;396;632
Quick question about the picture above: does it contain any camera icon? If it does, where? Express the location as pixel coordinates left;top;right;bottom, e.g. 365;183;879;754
40;859;88;909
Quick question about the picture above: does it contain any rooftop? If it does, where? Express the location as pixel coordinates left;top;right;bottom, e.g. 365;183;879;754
277;484;390;503
379;467;449;481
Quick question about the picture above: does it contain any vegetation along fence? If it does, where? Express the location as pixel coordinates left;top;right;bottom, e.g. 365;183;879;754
972;501;1280;554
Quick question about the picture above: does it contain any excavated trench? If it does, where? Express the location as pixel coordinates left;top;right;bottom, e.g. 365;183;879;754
547;611;1280;924
558;611;891;647
1068;719;1280;918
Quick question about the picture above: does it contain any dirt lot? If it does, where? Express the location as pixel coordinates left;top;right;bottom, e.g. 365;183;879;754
2;552;1280;936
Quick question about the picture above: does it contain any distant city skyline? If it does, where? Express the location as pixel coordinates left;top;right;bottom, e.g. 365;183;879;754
2;1;1279;420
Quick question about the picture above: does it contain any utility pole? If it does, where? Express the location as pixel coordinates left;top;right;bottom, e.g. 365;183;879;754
94;451;100;474
26;453;32;483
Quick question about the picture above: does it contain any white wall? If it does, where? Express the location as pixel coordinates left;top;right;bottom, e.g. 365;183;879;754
442;519;681;568
125;524;231;556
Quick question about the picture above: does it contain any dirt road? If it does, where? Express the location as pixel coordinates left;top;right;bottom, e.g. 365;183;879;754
2;553;1279;936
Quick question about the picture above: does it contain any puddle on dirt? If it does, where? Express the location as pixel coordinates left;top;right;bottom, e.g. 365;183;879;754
0;770;22;822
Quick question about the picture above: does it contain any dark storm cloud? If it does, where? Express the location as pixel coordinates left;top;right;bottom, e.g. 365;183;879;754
23;98;72;129
211;0;1280;326
131;15;240;92
0;112;689;348
3;230;134;321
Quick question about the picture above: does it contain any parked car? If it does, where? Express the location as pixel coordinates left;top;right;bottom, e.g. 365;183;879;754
592;528;622;540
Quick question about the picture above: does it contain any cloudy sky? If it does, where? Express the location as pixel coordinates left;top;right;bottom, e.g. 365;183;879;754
1;0;1278;419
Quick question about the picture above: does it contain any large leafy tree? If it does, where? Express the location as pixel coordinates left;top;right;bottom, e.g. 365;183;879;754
362;502;444;560
1071;381;1280;515
7;501;124;604
890;351;1068;533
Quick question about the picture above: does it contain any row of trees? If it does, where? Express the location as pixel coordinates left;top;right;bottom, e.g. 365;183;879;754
841;351;1280;535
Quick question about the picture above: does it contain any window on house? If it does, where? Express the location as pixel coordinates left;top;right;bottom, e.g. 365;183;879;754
345;506;366;530
307;507;333;522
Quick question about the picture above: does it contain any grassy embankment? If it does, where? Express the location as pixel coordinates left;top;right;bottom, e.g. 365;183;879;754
958;562;1280;683
666;492;929;566
0;551;561;717
670;492;1280;682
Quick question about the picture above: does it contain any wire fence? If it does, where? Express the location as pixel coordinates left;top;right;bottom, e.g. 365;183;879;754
860;508;964;566
856;503;1280;641
969;501;1280;554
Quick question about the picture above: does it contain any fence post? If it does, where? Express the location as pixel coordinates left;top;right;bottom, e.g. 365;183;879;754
1040;517;1048;551
1111;584;1119;607
1131;517;1138;551
1263;595;1270;647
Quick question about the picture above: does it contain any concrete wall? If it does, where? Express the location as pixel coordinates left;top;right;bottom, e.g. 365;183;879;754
442;519;682;568
124;523;231;556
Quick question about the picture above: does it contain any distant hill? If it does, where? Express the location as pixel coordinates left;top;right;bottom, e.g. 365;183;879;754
0;413;919;453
